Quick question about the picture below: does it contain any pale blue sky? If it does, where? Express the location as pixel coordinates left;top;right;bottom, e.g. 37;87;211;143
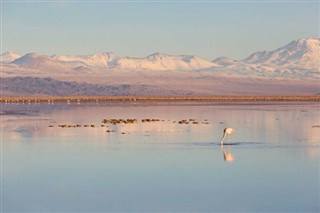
2;1;319;60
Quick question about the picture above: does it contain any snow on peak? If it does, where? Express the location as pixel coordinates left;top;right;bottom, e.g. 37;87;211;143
12;53;45;65
145;52;173;59
242;38;320;70
11;53;68;72
287;38;319;50
1;51;21;64
242;51;269;63
112;53;215;71
53;52;117;67
1;51;20;57
212;57;237;65
146;52;165;57
277;38;320;58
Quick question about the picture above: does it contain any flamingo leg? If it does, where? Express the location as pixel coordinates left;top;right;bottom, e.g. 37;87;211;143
220;133;227;145
226;134;230;144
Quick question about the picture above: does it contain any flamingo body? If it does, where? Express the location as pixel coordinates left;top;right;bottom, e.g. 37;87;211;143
220;128;235;145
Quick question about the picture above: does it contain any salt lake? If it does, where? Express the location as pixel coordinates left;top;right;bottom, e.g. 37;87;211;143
1;101;319;212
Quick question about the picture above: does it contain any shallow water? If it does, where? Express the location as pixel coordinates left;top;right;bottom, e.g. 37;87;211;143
1;102;319;212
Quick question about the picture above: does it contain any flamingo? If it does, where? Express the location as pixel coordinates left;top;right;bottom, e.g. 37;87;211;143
220;128;235;145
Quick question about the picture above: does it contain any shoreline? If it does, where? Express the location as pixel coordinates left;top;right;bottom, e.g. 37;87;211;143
0;95;319;103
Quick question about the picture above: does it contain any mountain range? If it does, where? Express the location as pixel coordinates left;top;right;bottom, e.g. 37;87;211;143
1;38;319;96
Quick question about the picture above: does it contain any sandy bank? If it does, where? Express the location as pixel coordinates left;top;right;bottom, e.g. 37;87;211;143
0;95;319;103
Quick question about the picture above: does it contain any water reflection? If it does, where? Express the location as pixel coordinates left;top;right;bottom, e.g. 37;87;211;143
1;102;319;212
1;102;319;148
221;144;236;163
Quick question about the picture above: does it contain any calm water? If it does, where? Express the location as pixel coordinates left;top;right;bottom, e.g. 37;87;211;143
1;102;319;212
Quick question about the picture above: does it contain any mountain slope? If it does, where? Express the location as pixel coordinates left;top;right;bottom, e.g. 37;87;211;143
110;53;217;71
207;38;320;79
0;77;194;96
11;53;69;73
242;38;320;70
53;52;117;67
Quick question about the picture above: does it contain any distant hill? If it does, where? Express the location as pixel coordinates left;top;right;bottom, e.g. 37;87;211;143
0;77;194;96
1;76;318;96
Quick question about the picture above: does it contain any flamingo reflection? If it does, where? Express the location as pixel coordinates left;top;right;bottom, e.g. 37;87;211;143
221;144;235;163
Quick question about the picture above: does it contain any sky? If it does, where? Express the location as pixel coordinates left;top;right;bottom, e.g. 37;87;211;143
1;0;319;60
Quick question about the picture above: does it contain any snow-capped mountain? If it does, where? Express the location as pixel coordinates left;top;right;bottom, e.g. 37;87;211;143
11;53;69;72
1;38;319;96
6;51;215;71
53;52;117;67
2;38;319;79
242;38;320;70
111;53;217;71
1;51;21;64
206;38;319;79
